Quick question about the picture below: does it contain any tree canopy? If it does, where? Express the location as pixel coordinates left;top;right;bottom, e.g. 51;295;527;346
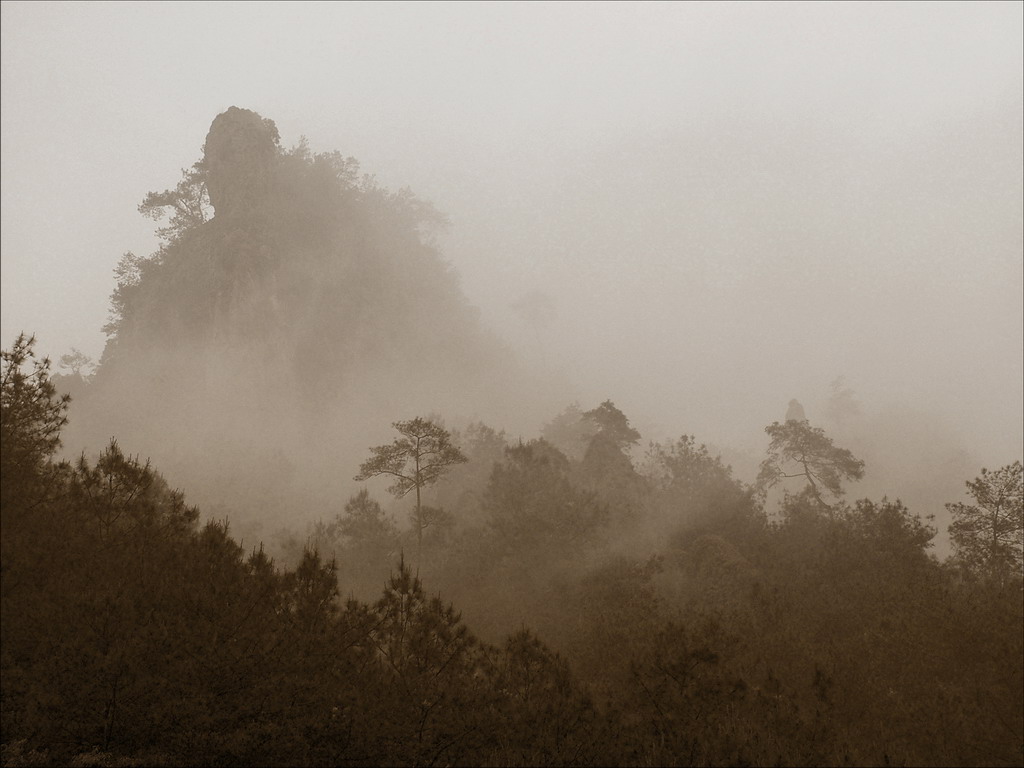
355;418;466;567
1;333;70;502
756;419;865;509
2;329;1023;765
947;461;1023;583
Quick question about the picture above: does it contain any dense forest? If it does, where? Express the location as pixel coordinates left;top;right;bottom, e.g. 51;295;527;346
2;108;1022;767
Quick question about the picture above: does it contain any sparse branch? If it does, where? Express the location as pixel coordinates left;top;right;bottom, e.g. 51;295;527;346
354;417;466;570
757;419;864;512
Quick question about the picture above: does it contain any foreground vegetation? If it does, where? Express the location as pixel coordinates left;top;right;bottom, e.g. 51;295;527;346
2;334;1021;767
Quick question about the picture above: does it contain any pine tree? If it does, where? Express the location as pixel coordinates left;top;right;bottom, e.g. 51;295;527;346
947;461;1023;583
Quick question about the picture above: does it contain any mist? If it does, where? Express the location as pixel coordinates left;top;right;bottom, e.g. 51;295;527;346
2;2;1021;548
3;4;1023;765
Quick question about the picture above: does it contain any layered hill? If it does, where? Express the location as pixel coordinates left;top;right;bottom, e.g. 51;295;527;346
64;107;539;528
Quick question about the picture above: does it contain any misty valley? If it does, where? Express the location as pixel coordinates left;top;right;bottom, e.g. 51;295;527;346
2;108;1021;768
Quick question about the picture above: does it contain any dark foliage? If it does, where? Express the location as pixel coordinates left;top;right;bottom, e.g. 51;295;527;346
4;104;1022;765
6;368;1019;765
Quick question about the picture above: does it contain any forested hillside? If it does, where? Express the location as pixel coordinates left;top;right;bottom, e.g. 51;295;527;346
3;333;1021;767
2;107;1021;767
60;108;546;532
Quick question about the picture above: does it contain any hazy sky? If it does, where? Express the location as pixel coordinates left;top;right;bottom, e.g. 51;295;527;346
2;1;1022;464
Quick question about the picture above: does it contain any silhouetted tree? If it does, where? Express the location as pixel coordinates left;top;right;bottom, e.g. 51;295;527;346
1;334;70;476
355;417;466;568
947;461;1023;584
359;556;486;765
138;162;211;245
1;334;70;518
57;348;94;378
757;420;864;512
578;401;645;523
583;399;641;451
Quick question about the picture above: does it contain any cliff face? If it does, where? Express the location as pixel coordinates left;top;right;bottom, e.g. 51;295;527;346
64;108;538;529
202;106;280;219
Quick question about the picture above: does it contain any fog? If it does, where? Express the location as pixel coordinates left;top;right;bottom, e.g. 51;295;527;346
2;2;1022;552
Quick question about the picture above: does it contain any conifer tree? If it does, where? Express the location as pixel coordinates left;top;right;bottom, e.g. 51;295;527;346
947;461;1023;583
756;419;864;512
355;418;466;569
